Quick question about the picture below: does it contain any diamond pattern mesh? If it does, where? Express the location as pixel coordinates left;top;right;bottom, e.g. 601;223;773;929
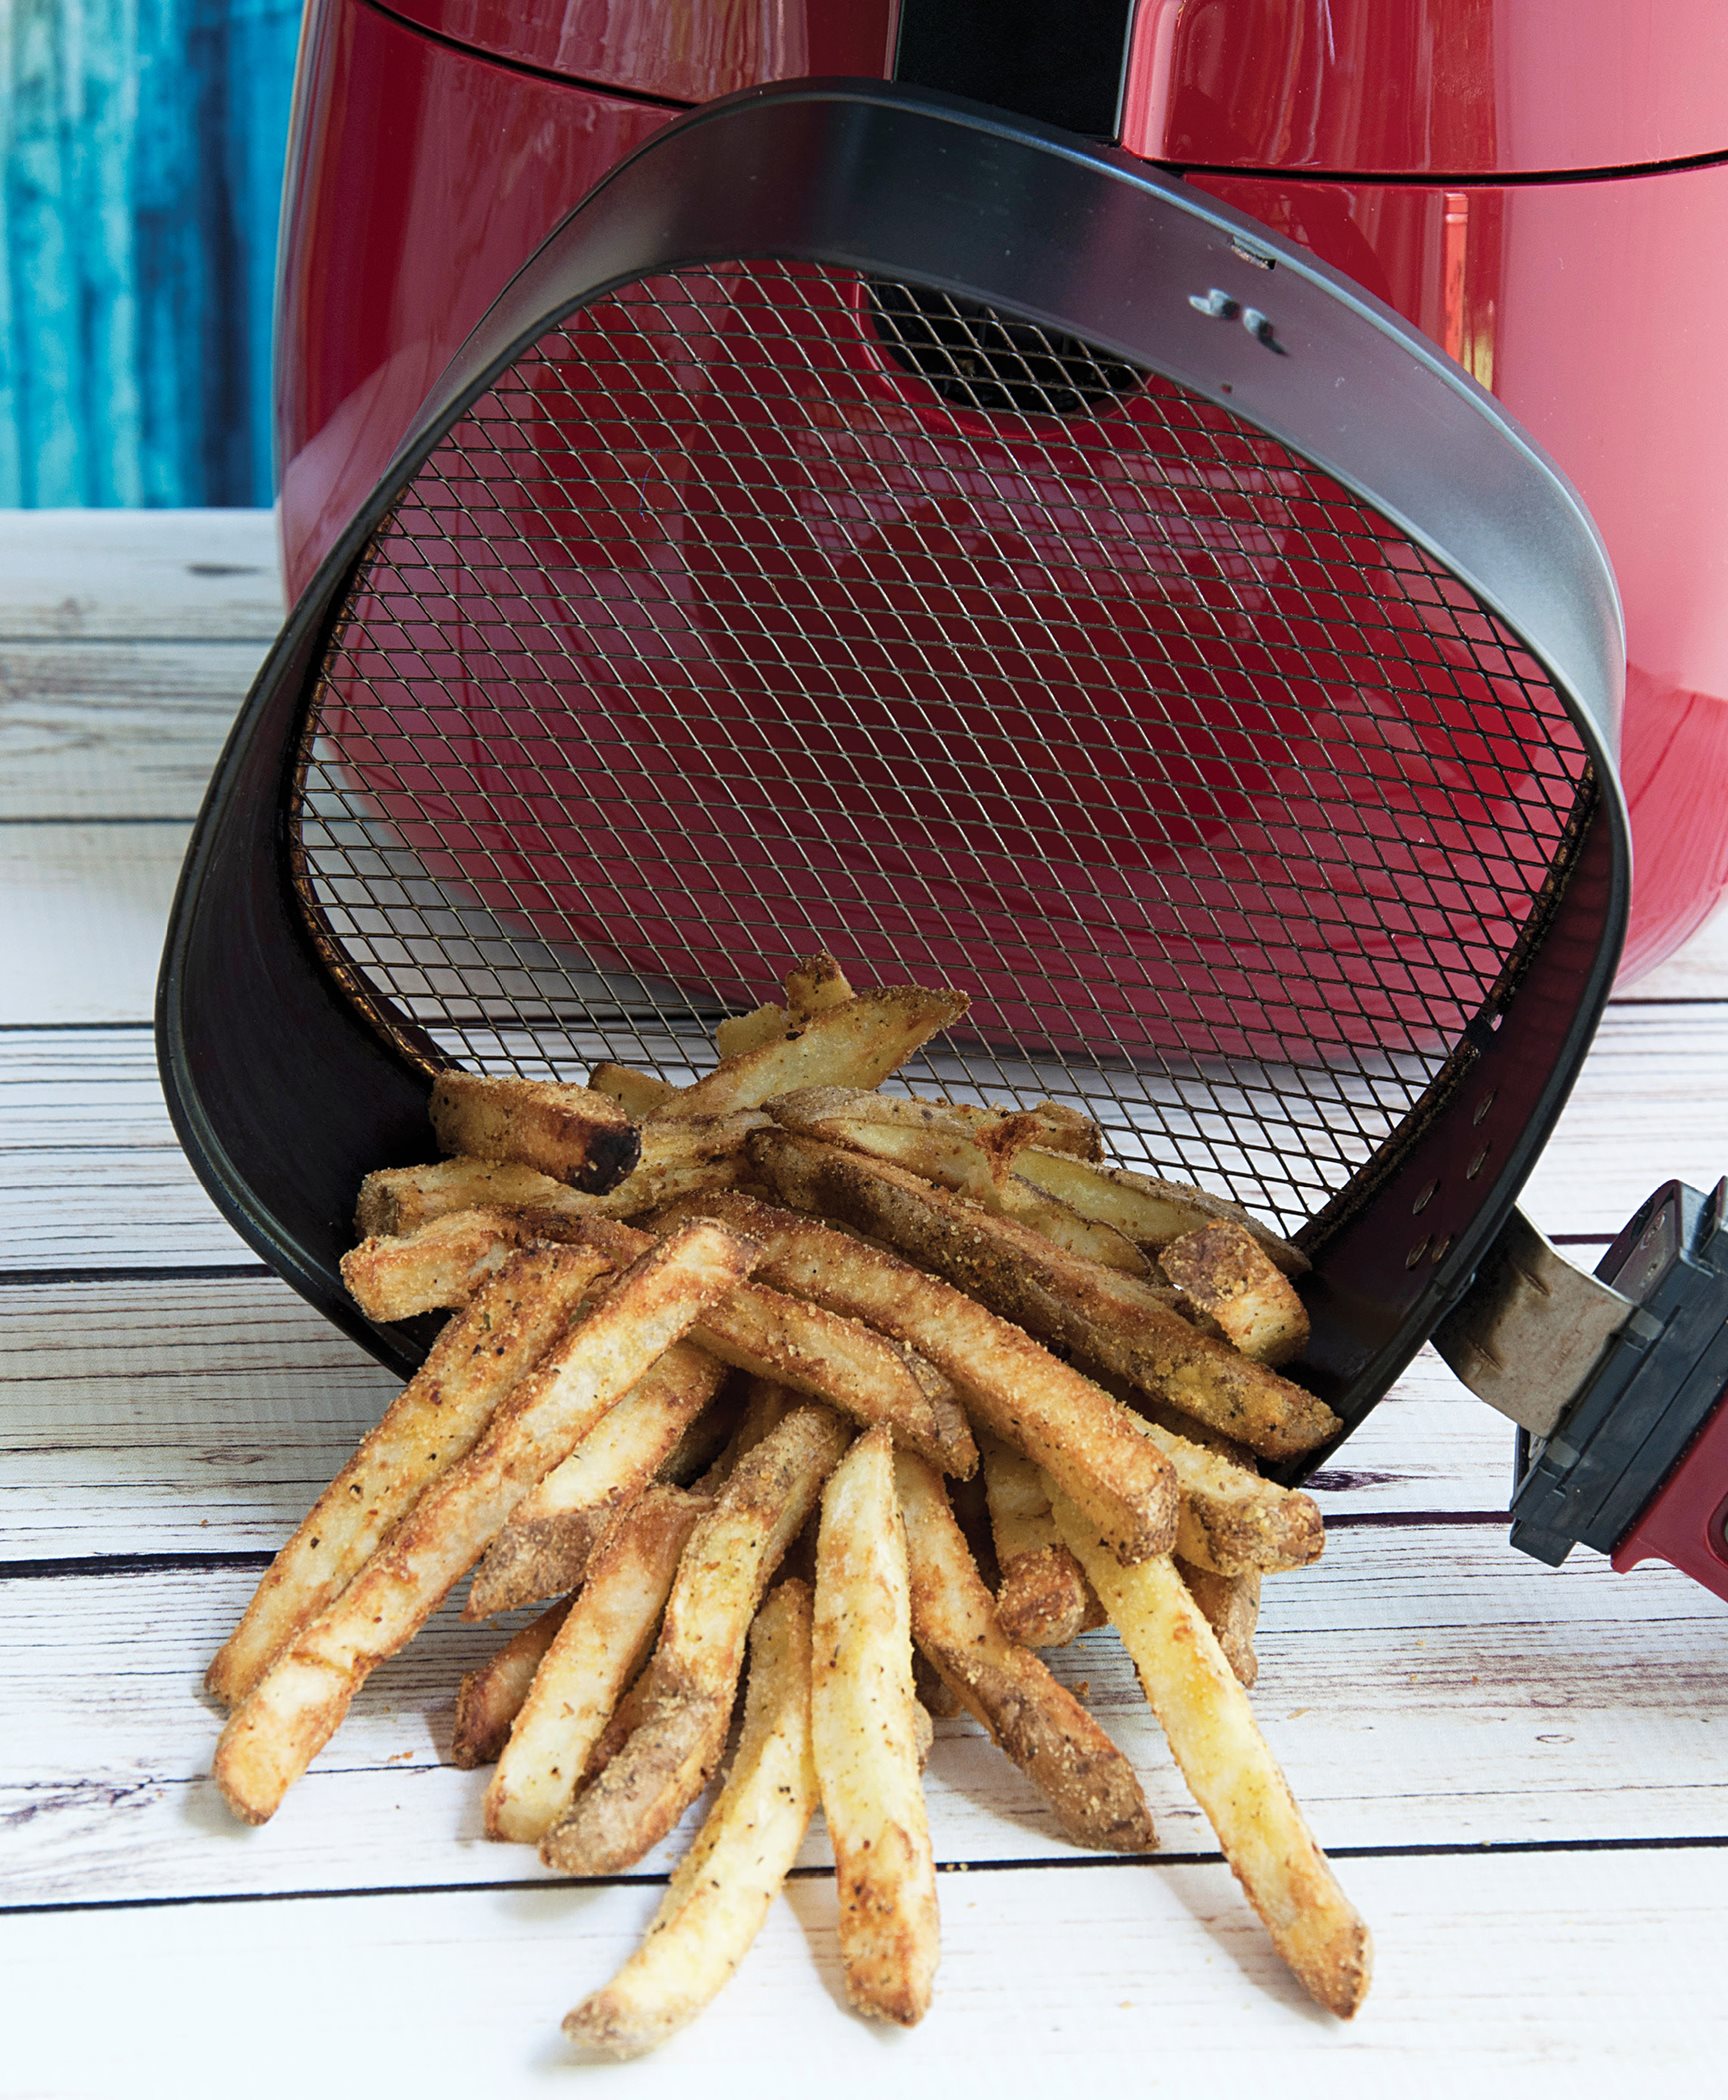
291;260;1593;1236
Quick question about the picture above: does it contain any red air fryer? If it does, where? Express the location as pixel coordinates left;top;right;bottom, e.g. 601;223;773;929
157;4;1728;1607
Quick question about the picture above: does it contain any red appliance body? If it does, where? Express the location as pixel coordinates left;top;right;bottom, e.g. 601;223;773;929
277;0;1728;984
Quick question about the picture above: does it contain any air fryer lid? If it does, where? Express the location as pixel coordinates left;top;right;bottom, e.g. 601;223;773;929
158;81;1628;1488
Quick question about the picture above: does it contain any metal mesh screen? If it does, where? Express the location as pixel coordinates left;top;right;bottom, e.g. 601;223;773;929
291;259;1593;1235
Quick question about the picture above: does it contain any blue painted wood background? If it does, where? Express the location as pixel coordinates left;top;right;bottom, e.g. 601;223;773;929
0;0;302;506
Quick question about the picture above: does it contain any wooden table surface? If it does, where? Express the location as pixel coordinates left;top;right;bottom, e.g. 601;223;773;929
4;511;1727;2096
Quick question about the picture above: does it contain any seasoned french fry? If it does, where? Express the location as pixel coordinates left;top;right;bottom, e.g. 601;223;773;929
784;952;854;1018
751;1132;1337;1459
1158;1221;1310;1366
813;1427;938;2026
1143;1418;1323;1577
979;1430;1102;1648
661;1191;1177;1565
565;1579;819;2058
715;1003;791;1058
1013;1147;1308;1275
451;1597;574;1769
429;1071;641;1191
341;1206;559;1323
207;1243;608;1707
541;1404;850;1875
465;1342;725;1618
661;985;968;1119
766;1092;1148;1274
214;1222;759;1824
590;1063;677;1114
356;1157;599;1240
368;1206;973;1474
944;1099;1103;1161
1179;1559;1261;1688
638;1112;772;1172
894;1451;1154;1853
1050;1491;1370;2018
486;1485;710;1843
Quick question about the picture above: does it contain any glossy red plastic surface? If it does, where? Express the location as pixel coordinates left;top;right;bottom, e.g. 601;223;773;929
1611;1386;1728;1602
1194;163;1728;978
369;0;892;105
276;0;670;598
1124;0;1728;175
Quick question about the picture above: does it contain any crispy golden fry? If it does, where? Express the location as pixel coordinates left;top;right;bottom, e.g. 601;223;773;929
1159;1222;1310;1366
715;1003;791;1058
565;1579;819;2058
429;1071;640;1192
664;1191;1177;1565
451;1597;574;1769
978;1430;1102;1648
213;1223;758;1824
590;1063;677;1114
943;1099;1103;1161
661;1393;740;1487
813;1428;938;2026
784;952;854;1018
894;1451;1154;1854
766;1092;1147;1275
465;1343;725;1618
1179;1559;1261;1689
341;1206;561;1323
1142;1418;1323;1577
541;1405;850;1875
1051;1491;1370;2018
486;1485;710;1843
1012;1147;1308;1275
348;1203;970;1475
638;1111;772;1171
581;1661;653;1790
355;1157;600;1240
207;1245;607;1708
752;1132;1337;1460
662;985;968;1119
912;1649;962;1720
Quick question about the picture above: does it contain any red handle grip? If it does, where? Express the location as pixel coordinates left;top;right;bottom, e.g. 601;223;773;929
1610;1385;1728;1602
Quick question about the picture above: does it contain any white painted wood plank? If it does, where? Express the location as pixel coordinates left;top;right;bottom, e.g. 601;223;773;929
0;639;261;817
0;825;187;1025
0;508;282;640
0;1273;1502;1558
1624;904;1728;1001
5;1849;1722;2098
3;1530;1722;1908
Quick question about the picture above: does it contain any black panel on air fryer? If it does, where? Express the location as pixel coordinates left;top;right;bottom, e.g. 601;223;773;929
893;0;1135;140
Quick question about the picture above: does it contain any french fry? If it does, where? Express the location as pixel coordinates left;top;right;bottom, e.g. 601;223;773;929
565;1579;819;2058
486;1485;710;1843
356;1157;600;1239
782;951;853;1017
715;1003;791;1058
638;1112;772;1172
1050;1490;1370;2018
1179;1560;1261;1688
812;1427;938;2026
363;1206;973;1474
766;1091;1148;1275
1142;1418;1323;1577
214;1222;759;1824
1158;1221;1310;1366
751;1131;1337;1460
943;1099;1103;1161
206;1244;608;1707
894;1451;1154;1853
341;1206;558;1323
979;1430;1102;1648
429;1071;641;1191
465;1342;725;1618
662;985;968;1118
661;1191;1177;1565
590;1063;677;1114
451;1597;574;1768
1012;1147;1308;1275
541;1404;850;1875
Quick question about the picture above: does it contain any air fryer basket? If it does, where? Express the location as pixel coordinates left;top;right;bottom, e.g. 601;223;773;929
158;81;1628;1486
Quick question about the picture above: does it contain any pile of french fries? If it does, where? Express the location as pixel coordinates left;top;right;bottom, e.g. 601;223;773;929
205;954;1371;2054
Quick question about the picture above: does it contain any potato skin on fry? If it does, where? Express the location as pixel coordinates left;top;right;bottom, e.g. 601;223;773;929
1158;1221;1310;1367
430;1071;641;1192
1178;1559;1261;1689
895;1451;1154;1854
979;1430;1102;1649
813;1428;939;2026
451;1596;574;1769
565;1579;819;2058
753;1131;1338;1459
